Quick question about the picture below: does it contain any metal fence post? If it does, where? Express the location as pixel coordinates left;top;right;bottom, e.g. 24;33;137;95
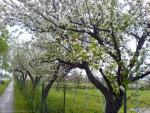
124;90;127;113
63;77;66;113
136;82;139;113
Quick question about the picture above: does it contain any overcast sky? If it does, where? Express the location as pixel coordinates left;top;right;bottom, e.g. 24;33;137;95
7;25;32;43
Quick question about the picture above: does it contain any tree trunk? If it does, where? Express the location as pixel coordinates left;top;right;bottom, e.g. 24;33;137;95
26;71;41;91
105;94;123;113
56;79;60;91
41;80;55;113
82;62;124;113
20;74;27;90
41;96;48;113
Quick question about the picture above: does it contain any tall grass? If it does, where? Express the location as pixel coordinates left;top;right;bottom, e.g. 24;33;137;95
14;81;33;113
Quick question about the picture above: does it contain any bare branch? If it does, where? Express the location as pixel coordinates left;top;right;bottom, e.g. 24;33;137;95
126;31;140;39
129;32;150;70
130;70;150;81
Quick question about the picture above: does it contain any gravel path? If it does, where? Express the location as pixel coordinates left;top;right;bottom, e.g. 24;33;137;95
0;81;14;113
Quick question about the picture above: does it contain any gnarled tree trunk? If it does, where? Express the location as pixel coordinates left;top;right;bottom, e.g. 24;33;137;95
82;62;124;113
105;93;123;113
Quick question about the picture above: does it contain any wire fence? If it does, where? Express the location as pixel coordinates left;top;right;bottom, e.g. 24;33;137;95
14;78;150;113
49;79;150;113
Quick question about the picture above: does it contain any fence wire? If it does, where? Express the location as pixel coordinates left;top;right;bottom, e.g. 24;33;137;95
50;79;150;113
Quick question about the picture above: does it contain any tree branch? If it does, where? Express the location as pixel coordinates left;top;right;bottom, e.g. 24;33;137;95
26;71;34;85
126;32;140;39
130;70;150;81
53;59;109;95
82;62;109;95
57;59;84;69
99;68;114;93
129;32;150;70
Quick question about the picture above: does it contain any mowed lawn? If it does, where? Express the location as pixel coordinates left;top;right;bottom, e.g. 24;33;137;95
14;82;150;113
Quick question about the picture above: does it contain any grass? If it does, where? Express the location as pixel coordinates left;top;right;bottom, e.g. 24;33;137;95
47;87;150;113
14;81;150;113
14;81;33;113
127;90;150;108
47;89;104;113
0;80;10;96
47;89;150;113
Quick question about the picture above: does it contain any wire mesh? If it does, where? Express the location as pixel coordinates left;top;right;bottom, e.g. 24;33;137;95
48;78;150;113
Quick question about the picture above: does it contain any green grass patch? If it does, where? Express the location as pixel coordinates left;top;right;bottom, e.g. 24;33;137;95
0;80;10;96
14;81;33;113
14;81;150;113
47;89;104;113
47;88;150;113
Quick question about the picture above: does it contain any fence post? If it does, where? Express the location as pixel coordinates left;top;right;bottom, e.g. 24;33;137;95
63;77;66;113
124;90;127;113
136;82;139;113
40;82;44;113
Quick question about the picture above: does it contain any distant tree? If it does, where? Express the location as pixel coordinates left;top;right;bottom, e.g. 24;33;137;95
10;37;72;113
0;22;9;82
0;23;9;69
10;44;28;86
145;76;150;88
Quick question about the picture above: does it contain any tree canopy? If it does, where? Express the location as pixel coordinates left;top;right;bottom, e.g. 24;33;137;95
2;0;150;113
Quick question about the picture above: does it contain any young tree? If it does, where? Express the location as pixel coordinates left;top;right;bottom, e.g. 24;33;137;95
25;45;43;90
145;76;150;88
0;23;9;71
30;35;73;113
10;44;28;86
10;35;72;113
3;0;150;113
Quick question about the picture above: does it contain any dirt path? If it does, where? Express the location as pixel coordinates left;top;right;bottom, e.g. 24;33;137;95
0;81;14;113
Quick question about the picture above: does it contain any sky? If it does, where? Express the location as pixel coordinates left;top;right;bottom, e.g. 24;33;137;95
7;25;32;43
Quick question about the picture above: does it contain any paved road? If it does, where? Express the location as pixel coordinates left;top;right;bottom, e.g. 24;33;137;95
0;81;14;113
